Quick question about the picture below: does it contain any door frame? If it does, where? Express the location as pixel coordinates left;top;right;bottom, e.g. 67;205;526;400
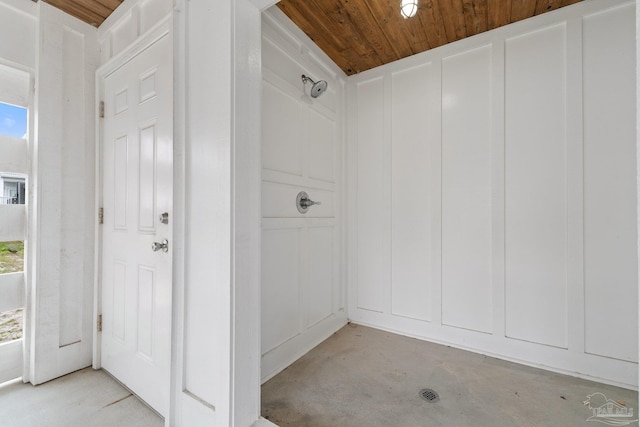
93;14;173;376
0;59;34;384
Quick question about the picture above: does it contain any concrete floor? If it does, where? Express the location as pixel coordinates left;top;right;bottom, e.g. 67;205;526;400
262;324;638;427
0;368;163;427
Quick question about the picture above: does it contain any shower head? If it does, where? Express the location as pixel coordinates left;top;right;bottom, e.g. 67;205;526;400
301;74;328;98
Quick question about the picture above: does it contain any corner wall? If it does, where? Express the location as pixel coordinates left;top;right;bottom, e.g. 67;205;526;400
348;0;638;389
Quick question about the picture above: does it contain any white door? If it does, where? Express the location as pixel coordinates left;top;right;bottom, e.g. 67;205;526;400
101;33;172;416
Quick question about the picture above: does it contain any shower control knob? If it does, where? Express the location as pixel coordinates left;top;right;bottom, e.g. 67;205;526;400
300;197;321;209
296;191;321;214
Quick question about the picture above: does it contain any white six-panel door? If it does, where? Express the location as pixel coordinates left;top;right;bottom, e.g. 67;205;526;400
101;32;173;416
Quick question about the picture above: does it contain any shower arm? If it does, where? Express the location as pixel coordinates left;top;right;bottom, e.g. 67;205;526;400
301;74;315;85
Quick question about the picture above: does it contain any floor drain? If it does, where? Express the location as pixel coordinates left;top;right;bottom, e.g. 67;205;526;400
419;388;440;403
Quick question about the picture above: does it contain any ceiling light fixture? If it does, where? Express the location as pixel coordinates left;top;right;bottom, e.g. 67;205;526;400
400;0;418;19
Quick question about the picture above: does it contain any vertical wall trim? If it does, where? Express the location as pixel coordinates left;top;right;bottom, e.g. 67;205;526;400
383;72;393;316
635;0;640;394
491;39;506;340
565;15;585;356
170;3;185;424
431;60;442;328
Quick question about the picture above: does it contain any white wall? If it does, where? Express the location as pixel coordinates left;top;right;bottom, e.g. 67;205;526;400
260;9;348;382
98;0;266;425
0;0;99;385
0;0;36;70
636;0;640;394
348;0;638;389
29;2;99;384
0;2;36;383
97;0;173;63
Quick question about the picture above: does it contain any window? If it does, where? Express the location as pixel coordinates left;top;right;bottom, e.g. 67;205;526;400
0;175;26;205
0;102;27;138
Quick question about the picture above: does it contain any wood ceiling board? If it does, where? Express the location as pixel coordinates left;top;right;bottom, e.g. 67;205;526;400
276;0;361;73
487;0;512;29
43;0;583;73
74;0;114;17
319;0;385;71
277;0;583;75
343;0;401;65
94;0;123;10
44;0;105;25
439;0;468;41
534;0;561;15
399;13;432;54
418;0;450;48
510;0;538;22
463;0;489;36
366;0;417;58
42;0;122;27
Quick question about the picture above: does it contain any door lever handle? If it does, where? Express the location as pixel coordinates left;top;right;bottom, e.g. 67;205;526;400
152;239;169;253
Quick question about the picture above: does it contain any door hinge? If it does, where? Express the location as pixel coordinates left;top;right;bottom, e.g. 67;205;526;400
98;207;104;225
99;101;104;118
97;314;102;332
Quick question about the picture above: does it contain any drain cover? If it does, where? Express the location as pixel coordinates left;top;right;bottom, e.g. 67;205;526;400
419;388;440;403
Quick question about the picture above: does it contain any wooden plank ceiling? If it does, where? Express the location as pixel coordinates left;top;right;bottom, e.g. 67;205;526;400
277;0;582;75
44;0;581;74
42;0;123;27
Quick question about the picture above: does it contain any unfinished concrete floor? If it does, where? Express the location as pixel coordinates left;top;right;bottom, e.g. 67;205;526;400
262;324;638;426
0;367;163;427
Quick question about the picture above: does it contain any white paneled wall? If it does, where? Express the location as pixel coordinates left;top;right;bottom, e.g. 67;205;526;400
441;46;493;334
505;23;569;348
356;77;387;313
583;5;638;363
349;0;638;389
30;2;98;384
391;63;434;323
97;0;173;63
261;9;347;382
0;0;36;69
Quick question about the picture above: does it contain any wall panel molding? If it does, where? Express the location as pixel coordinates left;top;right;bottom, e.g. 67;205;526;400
347;0;637;389
260;9;348;383
441;45;493;334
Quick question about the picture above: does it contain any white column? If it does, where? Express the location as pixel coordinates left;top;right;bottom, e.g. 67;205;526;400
171;0;263;425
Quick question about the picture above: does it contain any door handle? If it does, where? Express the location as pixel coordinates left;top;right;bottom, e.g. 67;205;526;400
296;191;321;214
300;198;321;208
152;239;169;253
